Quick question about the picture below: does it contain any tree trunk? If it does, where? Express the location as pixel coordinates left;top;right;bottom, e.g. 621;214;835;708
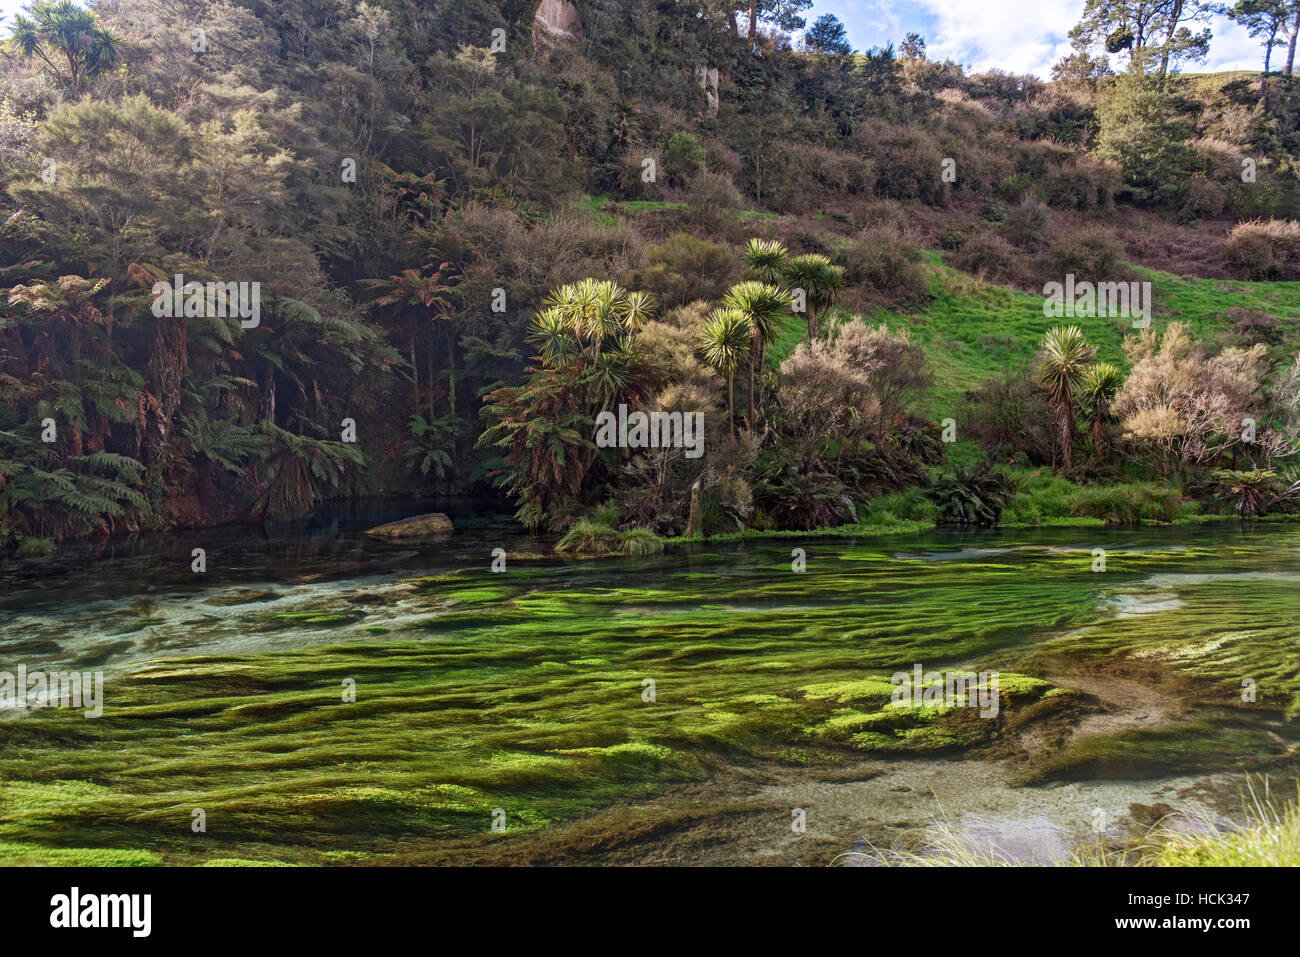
444;323;457;424
260;360;277;424
427;335;435;423
1091;414;1108;465
728;371;735;436
1288;8;1300;74
409;334;419;415
1158;0;1185;83
145;311;187;465
747;348;756;428
685;478;703;538
445;322;457;470
747;2;758;43
1262;31;1276;105
1059;399;1075;471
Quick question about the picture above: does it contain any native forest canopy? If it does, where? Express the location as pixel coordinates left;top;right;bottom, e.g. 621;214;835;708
0;0;1297;554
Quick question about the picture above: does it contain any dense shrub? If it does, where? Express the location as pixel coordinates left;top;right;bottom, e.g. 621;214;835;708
1068;483;1186;524
1224;181;1279;220
1001;473;1080;524
1212;469;1282;517
980;199;1007;222
453;202;642;294
792;144;875;200
938;225;969;250
555;520;620;553
753;454;857;530
1096;77;1199;207
1224;219;1300;280
1225;308;1284;347
949;231;1018;281
1042;228;1127;279
1044;155;1121;211
686;168;744;229
618;527;666;554
996;173;1042;202
638;314;723;394
1180;177;1226;221
871;129;948;206
860;487;938;523
1003;194;1052;251
964;370;1056;464
663;131;705;184
638;233;738;306
925;464;1016;526
834;229;931;305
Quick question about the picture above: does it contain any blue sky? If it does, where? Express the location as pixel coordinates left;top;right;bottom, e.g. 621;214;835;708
805;0;1267;78
0;0;1275;81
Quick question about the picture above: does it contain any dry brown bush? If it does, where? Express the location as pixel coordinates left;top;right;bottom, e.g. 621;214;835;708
949;231;1020;282
1225;219;1300;280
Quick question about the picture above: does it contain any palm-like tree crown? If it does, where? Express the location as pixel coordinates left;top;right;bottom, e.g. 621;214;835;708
1080;361;1123;413
742;238;789;286
1036;325;1096;403
782;254;844;309
8;1;123;96
722;281;789;343
699;307;751;375
533;279;653;362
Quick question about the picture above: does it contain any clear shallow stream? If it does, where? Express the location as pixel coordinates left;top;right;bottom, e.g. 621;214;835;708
1;506;1297;865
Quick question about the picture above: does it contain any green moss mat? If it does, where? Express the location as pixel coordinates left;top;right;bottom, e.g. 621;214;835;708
2;525;1297;864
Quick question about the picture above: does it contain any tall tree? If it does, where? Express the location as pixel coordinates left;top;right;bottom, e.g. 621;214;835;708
721;280;789;422
699;307;751;436
1284;0;1300;71
1068;0;1212;80
1219;0;1291;102
900;32;927;59
528;279;653;362
6;1;123;97
782;254;845;341
1080;362;1124;461
1035;326;1098;471
804;14;852;55
743;0;813;45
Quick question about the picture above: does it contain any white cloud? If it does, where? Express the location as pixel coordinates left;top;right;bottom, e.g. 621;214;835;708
914;0;1083;77
911;0;1275;79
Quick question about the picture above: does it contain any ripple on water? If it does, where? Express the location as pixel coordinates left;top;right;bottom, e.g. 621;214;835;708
1100;590;1185;618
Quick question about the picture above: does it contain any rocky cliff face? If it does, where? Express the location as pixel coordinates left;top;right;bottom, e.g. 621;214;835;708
533;0;582;41
696;65;719;116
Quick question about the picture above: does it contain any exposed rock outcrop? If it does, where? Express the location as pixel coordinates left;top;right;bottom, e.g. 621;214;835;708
533;0;581;42
365;513;454;540
696;65;719;116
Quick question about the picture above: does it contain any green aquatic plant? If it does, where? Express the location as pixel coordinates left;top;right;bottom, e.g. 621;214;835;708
618;528;665;555
555;520;620;554
1;526;1298;865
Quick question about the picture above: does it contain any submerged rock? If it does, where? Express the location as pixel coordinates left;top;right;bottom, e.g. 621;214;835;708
280;561;375;583
365;512;454;540
202;588;280;606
